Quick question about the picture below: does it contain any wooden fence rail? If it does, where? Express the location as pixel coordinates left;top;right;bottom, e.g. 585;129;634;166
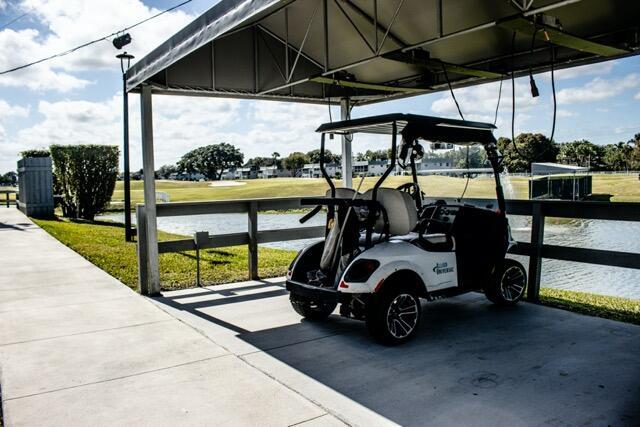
137;197;640;300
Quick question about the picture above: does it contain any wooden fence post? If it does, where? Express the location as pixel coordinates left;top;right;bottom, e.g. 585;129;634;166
527;202;544;302
136;205;149;295
248;201;259;280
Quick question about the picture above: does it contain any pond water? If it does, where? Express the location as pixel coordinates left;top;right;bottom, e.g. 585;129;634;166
98;210;640;300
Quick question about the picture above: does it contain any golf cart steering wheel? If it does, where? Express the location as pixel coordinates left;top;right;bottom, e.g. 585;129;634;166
396;182;423;207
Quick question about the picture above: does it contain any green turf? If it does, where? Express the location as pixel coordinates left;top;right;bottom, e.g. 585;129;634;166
540;288;640;325
109;174;639;209
32;217;296;291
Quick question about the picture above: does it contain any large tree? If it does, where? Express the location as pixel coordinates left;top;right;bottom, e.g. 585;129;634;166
452;146;487;169
156;164;178;179
177;143;243;180
497;133;558;172
557;140;603;168
306;148;340;164
283;152;309;177
603;142;636;171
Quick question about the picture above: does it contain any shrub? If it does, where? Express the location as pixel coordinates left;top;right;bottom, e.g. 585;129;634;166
21;149;50;158
50;145;119;220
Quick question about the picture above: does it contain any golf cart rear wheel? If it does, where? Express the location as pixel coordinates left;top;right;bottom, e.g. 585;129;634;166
290;294;337;320
366;285;421;345
485;259;527;305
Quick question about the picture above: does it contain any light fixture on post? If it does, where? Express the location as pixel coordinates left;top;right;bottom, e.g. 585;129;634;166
117;50;135;241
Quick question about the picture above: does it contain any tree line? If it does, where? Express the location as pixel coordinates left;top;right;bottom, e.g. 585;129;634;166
7;133;637;186
427;132;640;172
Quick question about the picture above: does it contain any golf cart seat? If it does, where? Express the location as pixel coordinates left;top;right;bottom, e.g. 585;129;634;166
361;188;418;236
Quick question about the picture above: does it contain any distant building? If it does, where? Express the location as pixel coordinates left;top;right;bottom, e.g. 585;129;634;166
417;157;453;171
302;163;340;178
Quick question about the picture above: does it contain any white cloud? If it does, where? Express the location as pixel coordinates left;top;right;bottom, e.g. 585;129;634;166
0;95;340;172
0;0;195;92
0;28;93;92
0;100;29;118
557;109;577;118
430;80;539;118
551;61;615;80
635;91;640;100
557;73;639;104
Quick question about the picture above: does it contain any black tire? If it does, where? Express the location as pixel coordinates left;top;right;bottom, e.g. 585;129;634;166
290;294;337;320
485;259;527;306
366;284;421;345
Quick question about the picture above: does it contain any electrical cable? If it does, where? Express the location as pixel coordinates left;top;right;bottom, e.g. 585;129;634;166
327;83;332;122
0;12;28;31
493;75;503;126
458;146;471;200
0;0;193;75
440;61;465;121
549;45;557;144
440;60;470;198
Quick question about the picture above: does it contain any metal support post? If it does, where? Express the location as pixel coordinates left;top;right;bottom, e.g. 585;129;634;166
527;202;544;302
140;85;160;296
194;231;209;287
248;201;259;279
340;98;353;188
136;205;149;295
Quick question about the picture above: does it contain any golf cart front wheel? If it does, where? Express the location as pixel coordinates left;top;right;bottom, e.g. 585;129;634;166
485;259;527;305
290;294;336;320
366;285;421;345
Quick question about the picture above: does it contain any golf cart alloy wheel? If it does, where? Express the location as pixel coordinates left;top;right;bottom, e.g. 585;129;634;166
500;264;527;302
366;283;422;345
485;258;527;305
386;293;419;339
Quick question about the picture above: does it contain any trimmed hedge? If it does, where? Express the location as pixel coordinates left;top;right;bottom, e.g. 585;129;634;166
21;149;50;158
50;145;119;220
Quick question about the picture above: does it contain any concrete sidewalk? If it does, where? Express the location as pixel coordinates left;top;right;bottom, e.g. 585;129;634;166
0;209;351;426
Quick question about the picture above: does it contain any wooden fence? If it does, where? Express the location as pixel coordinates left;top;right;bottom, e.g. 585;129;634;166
136;197;640;300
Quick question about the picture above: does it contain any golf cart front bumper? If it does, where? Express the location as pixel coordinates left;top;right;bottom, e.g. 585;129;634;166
286;279;345;304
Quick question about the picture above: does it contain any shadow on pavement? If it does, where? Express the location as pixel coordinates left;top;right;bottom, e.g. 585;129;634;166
157;281;640;426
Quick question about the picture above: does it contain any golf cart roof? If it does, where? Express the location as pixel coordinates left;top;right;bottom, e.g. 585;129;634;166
316;114;497;145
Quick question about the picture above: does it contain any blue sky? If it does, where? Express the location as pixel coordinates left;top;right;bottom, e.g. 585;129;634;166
1;0;639;172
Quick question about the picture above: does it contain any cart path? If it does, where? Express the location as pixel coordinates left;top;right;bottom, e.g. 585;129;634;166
0;208;364;427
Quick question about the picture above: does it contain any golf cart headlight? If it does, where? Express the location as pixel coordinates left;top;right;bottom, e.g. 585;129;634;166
345;259;380;283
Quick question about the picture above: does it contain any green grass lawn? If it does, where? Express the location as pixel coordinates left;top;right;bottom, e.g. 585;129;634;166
540;288;640;325
109;173;639;209
32;217;296;291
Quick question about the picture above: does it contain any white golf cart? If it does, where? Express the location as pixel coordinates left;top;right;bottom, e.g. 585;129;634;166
286;114;527;345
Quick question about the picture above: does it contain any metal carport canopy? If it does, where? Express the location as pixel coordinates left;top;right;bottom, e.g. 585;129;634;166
126;0;639;104
128;0;639;296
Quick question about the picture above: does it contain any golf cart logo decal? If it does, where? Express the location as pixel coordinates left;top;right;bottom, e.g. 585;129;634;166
433;262;454;275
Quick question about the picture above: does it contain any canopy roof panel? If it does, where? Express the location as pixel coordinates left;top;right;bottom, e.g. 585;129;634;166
126;0;640;105
316;113;497;145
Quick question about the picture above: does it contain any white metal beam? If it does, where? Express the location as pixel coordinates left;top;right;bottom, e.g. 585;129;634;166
340;98;353;188
140;84;160;295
